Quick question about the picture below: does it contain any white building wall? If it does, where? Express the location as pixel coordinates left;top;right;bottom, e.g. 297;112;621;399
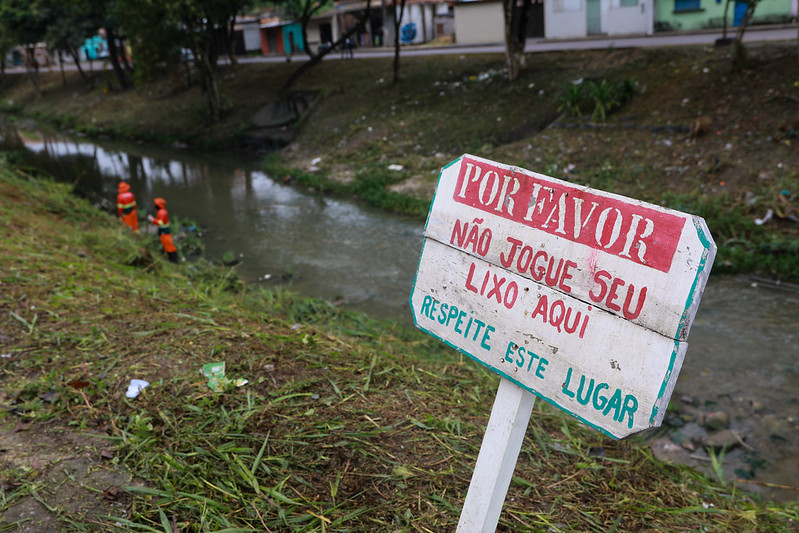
604;0;653;35
546;0;653;38
401;4;436;44
434;2;455;37
243;25;262;51
545;0;586;39
306;22;322;49
454;2;504;45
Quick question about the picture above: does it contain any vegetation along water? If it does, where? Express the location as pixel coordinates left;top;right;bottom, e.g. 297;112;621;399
1;35;798;531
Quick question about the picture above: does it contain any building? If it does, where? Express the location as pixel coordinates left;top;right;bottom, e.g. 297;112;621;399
545;0;654;38
655;0;797;32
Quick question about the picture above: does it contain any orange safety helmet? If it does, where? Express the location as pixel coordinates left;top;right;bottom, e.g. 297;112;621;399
153;198;167;209
118;182;130;192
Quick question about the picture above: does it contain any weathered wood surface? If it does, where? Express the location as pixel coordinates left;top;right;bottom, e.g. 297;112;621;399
410;154;716;438
456;379;536;533
411;239;686;437
422;154;715;341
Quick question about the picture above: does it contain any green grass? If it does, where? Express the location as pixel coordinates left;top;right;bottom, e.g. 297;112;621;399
1;156;798;531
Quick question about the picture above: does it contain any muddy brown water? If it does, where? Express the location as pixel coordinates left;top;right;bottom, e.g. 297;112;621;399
2;119;797;502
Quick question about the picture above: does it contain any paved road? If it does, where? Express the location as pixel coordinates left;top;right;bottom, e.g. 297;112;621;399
9;25;798;73
234;25;796;63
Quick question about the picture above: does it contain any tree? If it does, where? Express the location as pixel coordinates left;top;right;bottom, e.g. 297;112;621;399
0;0;49;94
280;0;372;93
503;0;531;81
0;18;17;77
285;0;333;62
391;0;407;83
36;0;94;84
79;0;133;90
732;0;763;67
115;0;183;85
167;0;244;122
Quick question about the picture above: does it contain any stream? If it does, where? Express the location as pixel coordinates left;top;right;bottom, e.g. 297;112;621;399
1;118;797;502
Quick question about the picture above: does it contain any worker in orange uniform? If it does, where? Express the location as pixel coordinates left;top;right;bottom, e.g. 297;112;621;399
116;182;139;233
147;198;179;264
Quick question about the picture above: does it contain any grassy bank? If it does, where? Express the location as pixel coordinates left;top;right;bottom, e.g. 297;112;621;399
2;43;799;282
2;163;798;529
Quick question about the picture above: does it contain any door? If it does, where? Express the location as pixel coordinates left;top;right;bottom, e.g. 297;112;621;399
528;0;545;38
733;0;747;26
586;0;602;35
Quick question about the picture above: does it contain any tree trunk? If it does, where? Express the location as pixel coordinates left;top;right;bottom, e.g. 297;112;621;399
197;53;221;122
59;50;66;85
105;27;130;90
503;0;525;80
227;18;238;65
722;0;731;39
24;47;41;97
300;0;323;61
67;46;89;83
733;2;755;67
393;0;407;83
281;0;372;94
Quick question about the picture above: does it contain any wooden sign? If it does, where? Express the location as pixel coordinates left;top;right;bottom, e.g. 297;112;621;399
410;154;716;439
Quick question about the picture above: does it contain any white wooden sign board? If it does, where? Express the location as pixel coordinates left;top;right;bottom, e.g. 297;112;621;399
410;154;716;439
409;154;716;530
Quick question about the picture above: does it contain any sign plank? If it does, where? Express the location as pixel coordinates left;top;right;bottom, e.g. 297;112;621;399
410;154;716;438
421;154;715;341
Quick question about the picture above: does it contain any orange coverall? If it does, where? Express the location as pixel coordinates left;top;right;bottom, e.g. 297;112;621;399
151;198;178;263
117;182;139;233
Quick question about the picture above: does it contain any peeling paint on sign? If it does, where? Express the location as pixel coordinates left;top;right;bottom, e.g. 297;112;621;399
410;154;716;438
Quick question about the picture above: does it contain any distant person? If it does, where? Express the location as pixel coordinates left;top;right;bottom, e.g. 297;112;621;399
346;37;354;59
116;182;139;233
147;197;179;264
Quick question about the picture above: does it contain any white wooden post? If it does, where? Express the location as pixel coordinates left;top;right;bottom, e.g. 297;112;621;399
457;378;536;532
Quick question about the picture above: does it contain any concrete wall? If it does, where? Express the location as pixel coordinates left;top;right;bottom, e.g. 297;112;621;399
545;0;586;38
605;0;654;35
242;24;262;52
454;1;504;44
546;0;653;38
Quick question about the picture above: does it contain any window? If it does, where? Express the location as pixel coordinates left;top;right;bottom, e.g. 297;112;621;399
674;0;701;11
620;0;638;6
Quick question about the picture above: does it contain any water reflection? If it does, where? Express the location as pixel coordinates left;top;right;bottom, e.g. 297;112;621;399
3;119;424;322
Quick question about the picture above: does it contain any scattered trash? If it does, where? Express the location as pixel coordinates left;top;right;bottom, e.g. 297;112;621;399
103;486;121;501
125;379;149;399
38;391;60;404
1;353;11;358
201;362;247;392
100;450;115;460
388;164;404;171
754;209;773;225
311;157;322;165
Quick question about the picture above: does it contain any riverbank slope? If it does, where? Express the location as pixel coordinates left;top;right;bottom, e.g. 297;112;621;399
1;41;798;282
1;162;797;530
